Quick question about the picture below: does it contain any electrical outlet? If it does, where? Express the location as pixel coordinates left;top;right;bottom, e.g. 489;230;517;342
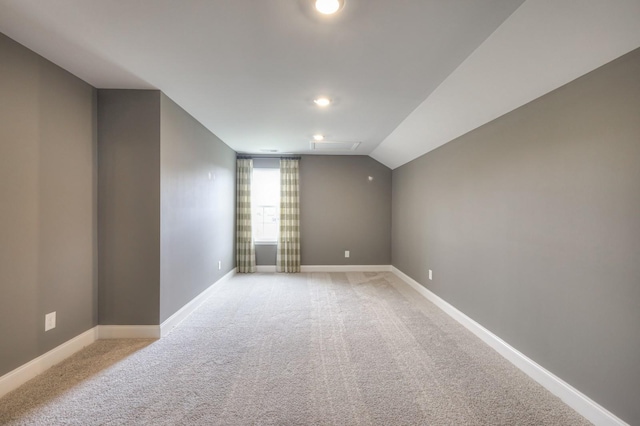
429;269;433;280
345;250;350;258
218;261;222;270
45;312;56;331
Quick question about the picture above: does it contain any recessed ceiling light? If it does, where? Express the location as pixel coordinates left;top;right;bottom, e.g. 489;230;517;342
313;97;331;107
315;0;343;15
313;134;324;141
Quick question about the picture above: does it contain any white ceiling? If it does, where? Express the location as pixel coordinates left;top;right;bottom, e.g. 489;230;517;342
1;0;639;169
371;0;640;168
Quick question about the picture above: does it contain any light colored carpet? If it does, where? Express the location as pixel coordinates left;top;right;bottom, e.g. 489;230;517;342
0;272;590;425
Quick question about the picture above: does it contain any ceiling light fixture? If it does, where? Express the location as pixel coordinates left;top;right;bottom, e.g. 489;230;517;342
313;97;331;107
315;0;343;15
313;134;324;141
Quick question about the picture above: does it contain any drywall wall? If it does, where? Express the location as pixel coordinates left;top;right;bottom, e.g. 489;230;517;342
301;155;391;266
98;90;161;325
0;33;97;376
391;48;640;425
98;91;235;325
255;245;277;266
252;155;392;266
159;94;236;323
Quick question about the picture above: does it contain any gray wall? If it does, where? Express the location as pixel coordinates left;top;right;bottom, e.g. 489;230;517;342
255;245;277;266
253;155;392;266
0;33;97;376
98;91;236;325
160;94;236;322
98;90;161;325
392;48;640;424
301;155;391;265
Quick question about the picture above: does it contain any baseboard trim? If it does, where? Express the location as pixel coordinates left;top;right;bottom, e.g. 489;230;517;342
301;265;392;272
0;327;97;399
160;267;237;337
391;267;628;426
252;265;392;273
96;325;161;339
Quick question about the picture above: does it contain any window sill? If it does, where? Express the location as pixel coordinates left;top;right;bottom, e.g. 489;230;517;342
254;241;277;246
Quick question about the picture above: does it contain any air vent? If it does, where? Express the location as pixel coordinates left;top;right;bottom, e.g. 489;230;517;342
309;141;360;151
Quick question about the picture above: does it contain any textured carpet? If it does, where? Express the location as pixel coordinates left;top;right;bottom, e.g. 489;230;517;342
0;272;590;425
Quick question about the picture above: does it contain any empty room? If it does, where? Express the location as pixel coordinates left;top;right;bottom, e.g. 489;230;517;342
1;1;639;425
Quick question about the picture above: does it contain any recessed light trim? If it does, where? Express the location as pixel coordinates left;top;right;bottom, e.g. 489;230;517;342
313;97;331;107
315;0;343;15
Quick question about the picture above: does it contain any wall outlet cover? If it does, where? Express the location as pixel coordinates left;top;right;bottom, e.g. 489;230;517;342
345;250;350;258
429;269;433;280
45;311;56;331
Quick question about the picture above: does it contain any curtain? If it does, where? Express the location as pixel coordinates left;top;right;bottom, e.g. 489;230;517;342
277;158;300;273
236;158;256;273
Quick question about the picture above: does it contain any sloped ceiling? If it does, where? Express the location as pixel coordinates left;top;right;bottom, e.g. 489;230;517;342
371;0;640;168
0;0;639;169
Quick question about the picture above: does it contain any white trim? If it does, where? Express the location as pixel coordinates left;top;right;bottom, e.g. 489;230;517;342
0;327;97;399
96;325;160;339
253;265;392;273
391;266;628;426
301;265;392;272
160;267;237;337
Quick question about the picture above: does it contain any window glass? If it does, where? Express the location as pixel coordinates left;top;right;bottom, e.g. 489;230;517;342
252;168;280;242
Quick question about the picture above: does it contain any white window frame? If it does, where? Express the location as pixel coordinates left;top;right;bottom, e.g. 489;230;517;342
251;167;280;244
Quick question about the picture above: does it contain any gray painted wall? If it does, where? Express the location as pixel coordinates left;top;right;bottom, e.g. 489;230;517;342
160;94;236;322
255;245;277;266
392;48;640;424
301;155;391;265
252;155;392;266
98;90;161;325
0;33;97;376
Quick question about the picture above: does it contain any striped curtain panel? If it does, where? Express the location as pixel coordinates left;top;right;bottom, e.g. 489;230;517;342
277;158;301;273
236;158;256;273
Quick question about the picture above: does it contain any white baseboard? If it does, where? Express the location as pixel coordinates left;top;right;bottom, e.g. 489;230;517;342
253;265;392;273
96;325;160;339
0;327;97;399
391;267;628;426
301;265;392;272
160;267;237;337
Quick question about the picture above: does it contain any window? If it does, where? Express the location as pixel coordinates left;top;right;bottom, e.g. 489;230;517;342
252;168;280;243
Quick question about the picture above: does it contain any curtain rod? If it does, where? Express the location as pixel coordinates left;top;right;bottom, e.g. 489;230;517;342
236;155;301;160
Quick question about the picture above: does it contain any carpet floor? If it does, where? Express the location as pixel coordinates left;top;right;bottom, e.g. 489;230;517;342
0;272;590;425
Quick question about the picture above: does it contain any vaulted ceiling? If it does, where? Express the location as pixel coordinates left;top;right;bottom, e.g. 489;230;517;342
1;0;639;169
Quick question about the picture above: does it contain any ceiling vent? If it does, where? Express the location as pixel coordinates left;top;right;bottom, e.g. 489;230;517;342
309;141;360;151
